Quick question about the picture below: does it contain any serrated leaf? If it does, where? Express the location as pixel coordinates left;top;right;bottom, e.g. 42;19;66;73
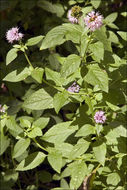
89;41;104;62
93;141;106;166
33;117;50;130
107;173;120;186
6;48;18;65
106;101;120;111
75;124;95;137
6;117;23;135
105;12;118;23
69;139;90;159
85;64;109;92
94;26;112;52
3;67;31;82
13;138;30;158
23;88;54;110
61;54;81;78
45;67;62;86
40;25;66;50
0;133;10;155
48;150;62;173
28;127;42;138
26;35;44;46
42;122;78;144
16;152;46;171
53;91;68;113
31;68;44;83
69;161;87;189
63;23;83;44
117;31;127;41
55;143;73;158
91;0;101;9
108;31;119;44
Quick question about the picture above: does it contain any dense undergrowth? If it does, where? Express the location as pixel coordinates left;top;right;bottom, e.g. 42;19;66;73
0;0;127;190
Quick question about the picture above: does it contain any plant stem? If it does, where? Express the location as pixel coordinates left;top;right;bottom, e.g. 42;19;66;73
24;51;34;69
84;81;94;117
33;138;48;153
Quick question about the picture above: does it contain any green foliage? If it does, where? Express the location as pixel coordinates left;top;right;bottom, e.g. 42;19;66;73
13;138;30;158
23;88;54;110
16;152;46;171
85;64;109;92
1;0;126;189
6;48;18;65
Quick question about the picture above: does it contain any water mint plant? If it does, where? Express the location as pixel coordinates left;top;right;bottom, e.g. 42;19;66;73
1;0;127;190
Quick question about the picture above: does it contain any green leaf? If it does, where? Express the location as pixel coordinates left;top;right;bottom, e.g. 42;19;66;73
13;138;30;158
23;88;54;110
38;0;64;17
108;31;119;44
0;133;10;155
16;152;46;171
105;12;118;23
107;23;119;29
19;118;31;128
89;41;104;62
40;25;66;50
42;122;78;144
53;91;68;113
121;12;127;17
60;179;69;189
48;150;62;173
69;161;87;189
69;139;90;159
45;67;62;86
93;140;106;166
94;26;112;51
33;117;50;130
80;34;89;57
55;143;73;158
6;117;23;135
6;48;18;65
28;127;42;138
26;35;44;46
75;124;95;137
31;68;44;83
91;0;101;9
3;67;31;82
107;173;120;186
63;23;83;44
85;64;109;92
117;31;127;41
106;101;120;111
61;54;81;78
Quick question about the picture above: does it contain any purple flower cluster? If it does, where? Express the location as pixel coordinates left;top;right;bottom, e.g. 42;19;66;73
0;105;5;113
67;82;80;93
94;111;106;124
84;11;103;31
6;27;23;43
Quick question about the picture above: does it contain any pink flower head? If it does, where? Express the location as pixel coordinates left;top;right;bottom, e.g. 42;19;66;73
0;105;5;113
6;27;24;43
67;9;78;24
67;6;82;24
94;111;106;124
67;82;80;93
84;11;103;31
